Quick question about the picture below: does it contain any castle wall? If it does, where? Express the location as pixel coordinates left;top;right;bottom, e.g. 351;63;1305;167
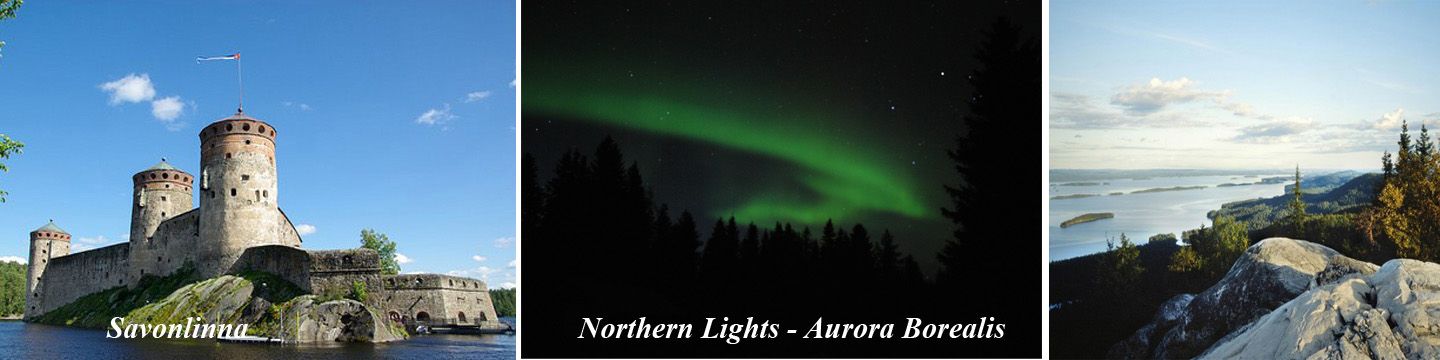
306;248;384;302
34;243;129;316
231;246;384;304
379;274;501;326
140;209;201;282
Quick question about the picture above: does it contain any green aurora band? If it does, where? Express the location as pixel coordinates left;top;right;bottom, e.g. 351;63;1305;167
526;84;933;225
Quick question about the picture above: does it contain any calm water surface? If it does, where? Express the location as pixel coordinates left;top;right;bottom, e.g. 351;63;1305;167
0;318;514;359
1049;175;1288;260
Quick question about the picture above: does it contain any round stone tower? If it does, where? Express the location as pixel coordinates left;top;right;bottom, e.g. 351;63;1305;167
26;220;69;318
128;159;193;282
197;112;292;278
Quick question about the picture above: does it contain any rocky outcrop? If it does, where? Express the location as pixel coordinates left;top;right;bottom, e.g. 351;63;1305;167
269;295;405;343
1199;259;1440;359
1111;238;1379;359
127;275;260;325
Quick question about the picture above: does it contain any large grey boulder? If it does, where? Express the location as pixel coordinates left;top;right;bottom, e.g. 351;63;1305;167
1200;259;1440;359
1111;238;1378;359
272;295;405;343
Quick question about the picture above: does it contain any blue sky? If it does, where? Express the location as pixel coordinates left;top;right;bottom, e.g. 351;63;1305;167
0;1;516;287
1051;0;1440;170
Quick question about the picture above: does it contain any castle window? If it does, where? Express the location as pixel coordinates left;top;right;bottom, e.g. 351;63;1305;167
449;280;454;286
226;124;233;131
242;175;250;181
162;173;169;179
259;125;266;133
270;131;275;137
162;196;167;201
210;191;215;199
161;212;166;217
149;174;156;179
165;184;170;188
226;153;232;159
231;188;236;197
243;124;251;131
157;256;161;263
245;140;251;145
263;190;269;198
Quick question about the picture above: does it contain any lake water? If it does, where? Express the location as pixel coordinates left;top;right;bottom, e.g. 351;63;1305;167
0;318;515;359
1049;174;1289;260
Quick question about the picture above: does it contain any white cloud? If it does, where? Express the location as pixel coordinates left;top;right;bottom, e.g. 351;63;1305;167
1372;108;1407;131
472;255;487;262
151;96;185;121
1111;77;1228;115
72;235;120;252
1232;118;1318;144
499;282;516;289
394;253;413;265
294;224;317;236
492;236;514;248
99;74;156;105
447;265;497;281
415;104;457;125
507;259;516;268
282;101;313;111
510;79;518;88
0;256;25;264
465;91;493;103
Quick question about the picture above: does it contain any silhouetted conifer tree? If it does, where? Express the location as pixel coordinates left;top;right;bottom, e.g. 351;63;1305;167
938;18;1040;308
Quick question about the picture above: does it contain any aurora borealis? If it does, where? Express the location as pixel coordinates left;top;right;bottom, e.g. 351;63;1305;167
523;1;1038;271
525;85;929;224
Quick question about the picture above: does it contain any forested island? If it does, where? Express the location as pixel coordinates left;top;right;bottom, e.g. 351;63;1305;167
1060;213;1114;228
1130;185;1207;194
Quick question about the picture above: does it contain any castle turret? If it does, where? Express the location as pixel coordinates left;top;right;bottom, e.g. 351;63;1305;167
196;112;294;278
26;220;69;318
128;159;194;282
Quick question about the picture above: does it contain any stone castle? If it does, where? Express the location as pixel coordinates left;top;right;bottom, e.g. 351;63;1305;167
25;112;501;329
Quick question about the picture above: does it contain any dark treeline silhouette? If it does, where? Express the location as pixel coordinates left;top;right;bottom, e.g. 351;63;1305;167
522;136;1005;357
522;18;1039;358
525;136;931;313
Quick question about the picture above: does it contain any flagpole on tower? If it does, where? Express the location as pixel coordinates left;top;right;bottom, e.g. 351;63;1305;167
196;52;244;114
236;53;243;113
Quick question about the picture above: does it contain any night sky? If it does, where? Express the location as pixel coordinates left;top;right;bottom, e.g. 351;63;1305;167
523;1;1039;276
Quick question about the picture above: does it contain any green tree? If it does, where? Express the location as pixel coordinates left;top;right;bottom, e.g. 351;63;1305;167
0;0;22;62
348;281;368;302
0;134;23;202
1288;166;1307;235
1096;233;1143;300
1168;246;1203;273
489;288;515;317
360;229;400;275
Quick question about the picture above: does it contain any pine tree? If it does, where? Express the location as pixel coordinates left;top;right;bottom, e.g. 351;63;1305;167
875;230;900;281
1288;165;1307;235
938;17;1040;293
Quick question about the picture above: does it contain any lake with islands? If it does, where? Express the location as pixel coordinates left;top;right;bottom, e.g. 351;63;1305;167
1049;174;1289;260
0;318;515;359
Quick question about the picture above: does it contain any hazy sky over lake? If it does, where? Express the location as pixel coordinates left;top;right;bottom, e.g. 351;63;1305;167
1051;0;1440;170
